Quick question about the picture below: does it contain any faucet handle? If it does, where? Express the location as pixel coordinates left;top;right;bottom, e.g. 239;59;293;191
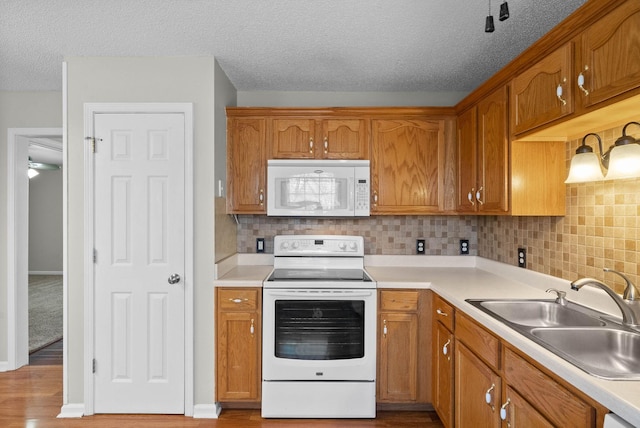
546;288;568;306
604;268;639;301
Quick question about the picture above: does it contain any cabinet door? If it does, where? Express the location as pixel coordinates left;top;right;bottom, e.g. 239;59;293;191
577;0;640;110
226;118;267;214
433;322;454;428
511;43;574;135
216;311;261;401
321;119;369;160
502;386;554;428
378;311;419;402
371;119;445;214
477;86;509;214
271;118;317;159
456;107;478;213
455;342;501;428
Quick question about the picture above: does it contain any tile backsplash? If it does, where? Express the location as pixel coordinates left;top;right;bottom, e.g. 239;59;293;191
233;123;639;294
236;215;477;256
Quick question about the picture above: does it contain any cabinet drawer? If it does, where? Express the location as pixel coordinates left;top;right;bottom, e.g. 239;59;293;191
504;347;594;427
433;294;454;331
455;312;500;370
380;290;419;311
218;288;260;311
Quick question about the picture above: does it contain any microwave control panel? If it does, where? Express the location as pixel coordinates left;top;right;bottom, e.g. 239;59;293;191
354;167;370;216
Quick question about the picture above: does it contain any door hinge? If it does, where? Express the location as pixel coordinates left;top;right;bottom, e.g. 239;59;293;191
84;137;102;153
92;358;97;374
93;249;97;264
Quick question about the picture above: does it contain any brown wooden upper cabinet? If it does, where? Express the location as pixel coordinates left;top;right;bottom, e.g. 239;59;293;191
271;118;369;160
457;86;509;214
226;117;267;214
575;0;640;112
371;118;447;214
511;43;574;136
510;0;640;136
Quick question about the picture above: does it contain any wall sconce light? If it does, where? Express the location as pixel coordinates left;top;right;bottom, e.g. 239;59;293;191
565;122;640;183
604;121;640;180
565;133;605;183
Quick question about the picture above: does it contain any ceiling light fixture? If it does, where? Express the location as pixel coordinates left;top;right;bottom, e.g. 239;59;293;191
604;121;640;180
485;0;495;33
27;168;39;179
564;133;605;183
27;156;61;179
499;1;510;21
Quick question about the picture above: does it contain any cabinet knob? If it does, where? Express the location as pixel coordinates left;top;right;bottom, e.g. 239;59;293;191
485;383;495;410
556;79;567;106
476;187;484;205
500;398;511;422
578;66;590;96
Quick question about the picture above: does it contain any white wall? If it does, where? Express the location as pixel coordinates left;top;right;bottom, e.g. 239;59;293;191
29;168;63;273
0;91;62;362
237;90;467;107
64;56;218;407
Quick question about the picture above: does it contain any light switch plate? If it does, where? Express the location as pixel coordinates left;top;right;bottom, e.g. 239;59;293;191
257;238;265;253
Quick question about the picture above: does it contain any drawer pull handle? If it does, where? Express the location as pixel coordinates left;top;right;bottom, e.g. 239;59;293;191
578;66;590;96
229;298;248;303
500;398;511;422
324;137;328;153
485;384;495;410
383;319;388;337
309;138;314;153
436;309;448;317
442;339;451;356
250;318;255;335
476;186;484;205
468;188;475;205
556;80;567;106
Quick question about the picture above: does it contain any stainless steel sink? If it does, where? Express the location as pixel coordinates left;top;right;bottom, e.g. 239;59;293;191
531;327;640;380
475;300;605;327
466;298;640;380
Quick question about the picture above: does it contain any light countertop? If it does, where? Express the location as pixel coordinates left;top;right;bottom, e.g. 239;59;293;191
214;254;640;426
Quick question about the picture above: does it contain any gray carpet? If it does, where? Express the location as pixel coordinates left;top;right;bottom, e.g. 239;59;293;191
29;275;63;352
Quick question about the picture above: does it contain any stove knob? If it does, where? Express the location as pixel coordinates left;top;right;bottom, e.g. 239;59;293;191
338;242;347;250
349;242;358;250
281;241;289;250
292;241;299;249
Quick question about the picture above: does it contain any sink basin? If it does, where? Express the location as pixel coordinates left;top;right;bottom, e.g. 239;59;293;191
531;327;640;380
470;299;606;327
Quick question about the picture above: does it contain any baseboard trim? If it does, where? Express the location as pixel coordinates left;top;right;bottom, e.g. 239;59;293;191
192;403;222;419
29;271;64;275
0;361;8;372
57;403;85;418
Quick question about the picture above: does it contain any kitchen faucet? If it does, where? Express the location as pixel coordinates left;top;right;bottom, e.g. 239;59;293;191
570;268;640;327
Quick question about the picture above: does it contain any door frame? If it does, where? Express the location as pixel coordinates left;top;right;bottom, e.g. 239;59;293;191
83;103;194;415
5;127;64;372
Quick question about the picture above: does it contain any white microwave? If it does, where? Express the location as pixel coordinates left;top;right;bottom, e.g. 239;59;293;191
267;159;370;217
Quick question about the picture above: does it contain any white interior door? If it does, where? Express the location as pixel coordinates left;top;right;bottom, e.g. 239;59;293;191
93;113;185;413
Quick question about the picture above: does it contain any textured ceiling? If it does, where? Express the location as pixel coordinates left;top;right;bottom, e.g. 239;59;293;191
1;0;587;93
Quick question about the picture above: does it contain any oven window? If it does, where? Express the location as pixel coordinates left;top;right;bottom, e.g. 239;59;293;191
274;300;365;360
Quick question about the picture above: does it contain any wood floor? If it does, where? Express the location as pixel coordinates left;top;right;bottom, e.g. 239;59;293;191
2;345;444;428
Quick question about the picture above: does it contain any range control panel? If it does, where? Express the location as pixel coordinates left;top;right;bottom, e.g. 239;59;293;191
274;235;364;257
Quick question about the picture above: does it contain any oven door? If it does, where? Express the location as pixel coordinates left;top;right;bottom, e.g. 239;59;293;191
262;288;376;381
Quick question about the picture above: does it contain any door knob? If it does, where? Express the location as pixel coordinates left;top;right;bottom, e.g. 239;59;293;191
168;274;181;284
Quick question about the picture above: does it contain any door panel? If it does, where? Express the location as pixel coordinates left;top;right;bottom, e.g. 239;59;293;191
93;113;185;414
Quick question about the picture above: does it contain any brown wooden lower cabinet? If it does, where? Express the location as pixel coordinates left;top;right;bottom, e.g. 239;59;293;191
431;293;609;428
216;287;262;403
377;289;431;405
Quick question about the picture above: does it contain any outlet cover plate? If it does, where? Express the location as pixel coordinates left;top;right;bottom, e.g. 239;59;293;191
416;239;425;254
518;247;526;268
460;239;470;255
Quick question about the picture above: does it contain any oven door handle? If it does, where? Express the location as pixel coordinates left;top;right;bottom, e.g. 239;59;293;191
265;290;375;298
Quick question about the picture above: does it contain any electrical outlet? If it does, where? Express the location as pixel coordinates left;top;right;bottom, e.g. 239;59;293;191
518;247;526;268
460;239;470;255
256;238;265;253
416;239;426;254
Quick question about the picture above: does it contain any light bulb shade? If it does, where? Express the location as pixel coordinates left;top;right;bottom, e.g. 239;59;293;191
604;143;640;180
27;168;39;179
565;152;605;183
485;15;495;32
499;2;509;21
